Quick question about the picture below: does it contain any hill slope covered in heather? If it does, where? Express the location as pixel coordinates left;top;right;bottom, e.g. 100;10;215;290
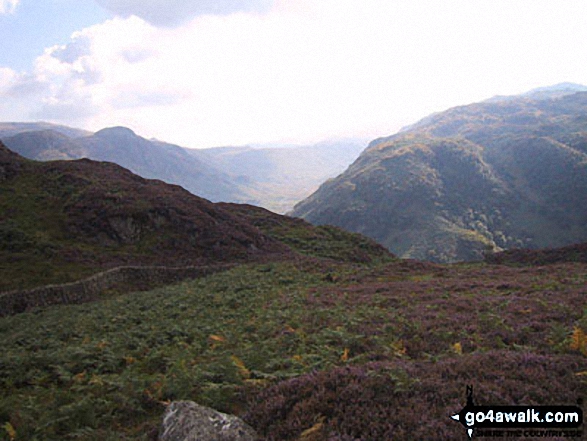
1;138;586;441
292;89;587;262
0;141;291;291
0;141;391;292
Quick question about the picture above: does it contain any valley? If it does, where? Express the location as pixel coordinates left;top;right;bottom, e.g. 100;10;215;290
2;0;587;438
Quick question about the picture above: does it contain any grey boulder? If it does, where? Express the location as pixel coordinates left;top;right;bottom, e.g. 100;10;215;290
159;401;258;441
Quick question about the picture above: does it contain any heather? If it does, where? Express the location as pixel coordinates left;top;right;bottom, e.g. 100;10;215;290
247;352;584;440
1;258;586;440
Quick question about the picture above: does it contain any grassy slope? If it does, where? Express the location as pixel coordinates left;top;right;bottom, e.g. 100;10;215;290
1;143;586;440
1;257;586;440
219;203;393;264
0;143;391;293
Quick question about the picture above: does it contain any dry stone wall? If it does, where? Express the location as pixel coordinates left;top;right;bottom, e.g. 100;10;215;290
0;264;234;317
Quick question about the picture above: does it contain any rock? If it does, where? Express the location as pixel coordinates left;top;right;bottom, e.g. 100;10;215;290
159;401;258;441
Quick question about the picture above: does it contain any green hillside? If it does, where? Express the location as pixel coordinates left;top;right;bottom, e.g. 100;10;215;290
293;91;587;262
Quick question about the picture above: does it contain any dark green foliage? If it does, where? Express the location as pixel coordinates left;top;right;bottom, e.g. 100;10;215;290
0;220;35;252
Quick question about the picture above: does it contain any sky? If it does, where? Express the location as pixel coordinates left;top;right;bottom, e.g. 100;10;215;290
1;0;587;148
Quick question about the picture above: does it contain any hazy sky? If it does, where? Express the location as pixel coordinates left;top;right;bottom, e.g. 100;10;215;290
1;0;586;148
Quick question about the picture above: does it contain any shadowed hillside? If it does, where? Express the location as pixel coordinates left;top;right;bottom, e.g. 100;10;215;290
485;241;587;266
219;202;392;264
0;141;391;293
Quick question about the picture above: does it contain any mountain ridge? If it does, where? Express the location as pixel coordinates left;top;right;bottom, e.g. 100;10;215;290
2;125;245;202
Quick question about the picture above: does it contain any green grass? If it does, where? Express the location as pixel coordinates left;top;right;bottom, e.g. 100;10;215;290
222;204;394;264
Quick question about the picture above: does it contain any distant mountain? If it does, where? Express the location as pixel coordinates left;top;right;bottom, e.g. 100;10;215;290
0;121;91;139
1;125;364;212
485;82;587;103
0;129;85;160
2;126;249;202
400;83;587;133
81;127;250;202
292;89;587;262
198;140;365;213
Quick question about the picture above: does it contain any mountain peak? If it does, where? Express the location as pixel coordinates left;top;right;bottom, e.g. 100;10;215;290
525;82;587;94
486;82;587;103
94;126;137;139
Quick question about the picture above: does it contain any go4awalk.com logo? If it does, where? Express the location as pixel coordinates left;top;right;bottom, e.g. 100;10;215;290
450;386;583;439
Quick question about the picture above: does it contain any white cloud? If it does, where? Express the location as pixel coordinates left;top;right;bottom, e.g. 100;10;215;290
0;67;15;85
0;0;19;14
95;0;274;26
3;0;587;147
